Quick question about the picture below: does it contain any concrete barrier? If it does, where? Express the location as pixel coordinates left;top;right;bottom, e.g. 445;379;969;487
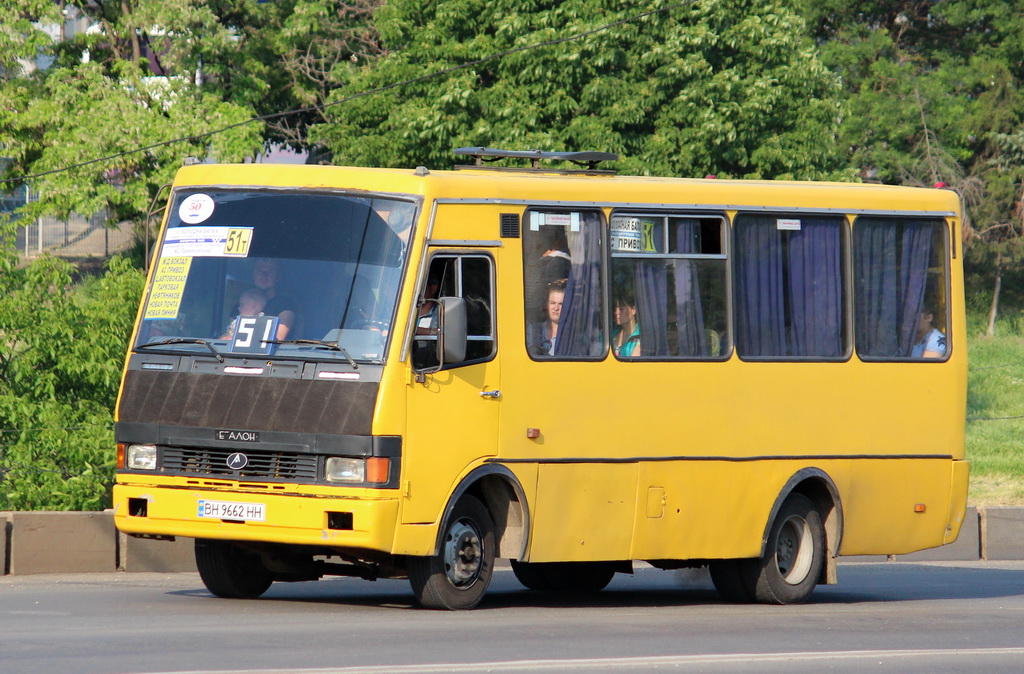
6;511;116;574
0;507;1020;575
2;512;11;574
981;507;1024;561
119;533;197;573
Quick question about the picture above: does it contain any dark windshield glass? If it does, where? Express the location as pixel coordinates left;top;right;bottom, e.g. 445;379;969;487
136;189;416;362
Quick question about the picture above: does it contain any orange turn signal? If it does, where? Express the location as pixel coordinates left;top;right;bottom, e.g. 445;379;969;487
116;443;126;469
914;503;926;513
366;457;390;484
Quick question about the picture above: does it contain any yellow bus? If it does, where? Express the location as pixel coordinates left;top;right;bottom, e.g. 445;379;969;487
113;148;968;609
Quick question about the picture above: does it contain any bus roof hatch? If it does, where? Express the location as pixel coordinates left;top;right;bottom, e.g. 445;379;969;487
453;147;619;174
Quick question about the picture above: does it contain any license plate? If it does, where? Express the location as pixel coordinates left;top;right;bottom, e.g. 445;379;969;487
197;500;266;522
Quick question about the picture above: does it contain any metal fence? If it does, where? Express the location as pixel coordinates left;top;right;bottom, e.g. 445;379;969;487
3;185;136;259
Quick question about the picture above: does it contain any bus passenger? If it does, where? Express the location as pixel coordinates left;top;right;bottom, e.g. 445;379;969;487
252;258;297;339
221;288;267;339
912;305;946;358
526;227;571;323
612;293;641;357
527;280;565;356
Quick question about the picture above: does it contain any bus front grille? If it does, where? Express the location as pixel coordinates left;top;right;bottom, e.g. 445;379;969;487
162;447;319;481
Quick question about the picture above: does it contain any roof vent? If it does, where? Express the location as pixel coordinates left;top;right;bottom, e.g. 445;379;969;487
453;147;618;175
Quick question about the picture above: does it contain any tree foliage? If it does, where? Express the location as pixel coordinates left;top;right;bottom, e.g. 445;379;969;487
312;0;848;180
801;0;1024;328
0;235;144;510
0;1;384;223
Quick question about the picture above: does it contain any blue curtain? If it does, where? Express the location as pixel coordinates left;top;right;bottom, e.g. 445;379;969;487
854;223;898;356
555;212;603;357
736;216;843;357
898;224;933;354
633;261;668;356
854;219;933;357
673;219;708;357
787;220;843;357
735;219;786;356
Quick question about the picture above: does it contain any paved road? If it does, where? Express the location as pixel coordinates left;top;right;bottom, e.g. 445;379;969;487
2;561;1023;673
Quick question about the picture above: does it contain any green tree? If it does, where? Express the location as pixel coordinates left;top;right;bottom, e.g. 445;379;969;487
0;1;384;223
311;0;848;180
801;0;1024;324
0;1;265;223
0;237;144;510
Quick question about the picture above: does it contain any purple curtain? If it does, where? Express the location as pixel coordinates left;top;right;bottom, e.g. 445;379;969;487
736;216;843;357
854;223;898;356
633;261;668;356
854;219;934;357
735;219;786;356
898;224;933;354
674;219;708;357
787;220;843;357
555;212;603;357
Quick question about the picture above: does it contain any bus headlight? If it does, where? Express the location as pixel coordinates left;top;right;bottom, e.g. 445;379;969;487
126;444;158;470
325;457;365;483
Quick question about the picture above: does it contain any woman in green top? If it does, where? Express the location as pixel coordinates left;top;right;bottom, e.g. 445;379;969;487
612;293;641;357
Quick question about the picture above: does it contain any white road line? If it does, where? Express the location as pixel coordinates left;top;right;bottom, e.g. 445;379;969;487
141;648;1024;673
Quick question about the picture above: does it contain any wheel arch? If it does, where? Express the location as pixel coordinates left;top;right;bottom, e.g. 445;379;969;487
433;464;530;560
761;468;844;585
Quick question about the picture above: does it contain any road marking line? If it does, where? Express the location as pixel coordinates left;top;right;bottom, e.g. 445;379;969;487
141;648;1024;673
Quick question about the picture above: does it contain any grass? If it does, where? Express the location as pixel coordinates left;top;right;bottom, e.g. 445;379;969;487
966;311;1024;505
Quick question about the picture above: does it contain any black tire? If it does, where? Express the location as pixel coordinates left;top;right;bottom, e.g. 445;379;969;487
511;560;555;591
709;559;757;603
543;561;617;592
750;492;825;604
408;495;495;610
194;539;275;599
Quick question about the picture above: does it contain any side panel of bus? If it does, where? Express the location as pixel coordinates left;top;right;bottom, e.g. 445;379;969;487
400;204;503;526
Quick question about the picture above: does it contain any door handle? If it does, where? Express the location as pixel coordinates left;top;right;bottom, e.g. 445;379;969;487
480;390;501;399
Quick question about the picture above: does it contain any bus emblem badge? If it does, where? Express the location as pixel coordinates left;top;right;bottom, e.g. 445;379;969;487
226;453;249;470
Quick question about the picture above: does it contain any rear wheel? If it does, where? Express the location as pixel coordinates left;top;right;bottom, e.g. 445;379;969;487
408;495;495;610
751;493;825;604
709;559;756;603
194;539;275;599
510;560;554;591
542;562;617;592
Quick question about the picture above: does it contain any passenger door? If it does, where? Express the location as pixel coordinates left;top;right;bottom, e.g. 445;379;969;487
402;251;500;524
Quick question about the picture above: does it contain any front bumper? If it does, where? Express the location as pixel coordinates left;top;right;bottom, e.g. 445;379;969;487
114;479;400;553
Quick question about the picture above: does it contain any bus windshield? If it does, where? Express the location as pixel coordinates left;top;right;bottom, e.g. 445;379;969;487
135;189;416;363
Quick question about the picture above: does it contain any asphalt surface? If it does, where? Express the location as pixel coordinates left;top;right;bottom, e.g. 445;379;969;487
2;561;1023;673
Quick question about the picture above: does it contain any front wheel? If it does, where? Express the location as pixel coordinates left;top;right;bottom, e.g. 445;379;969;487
194;539;275;599
408;495;495;610
751;492;825;604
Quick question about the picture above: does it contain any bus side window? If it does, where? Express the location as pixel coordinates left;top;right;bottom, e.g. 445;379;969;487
853;218;949;360
734;214;846;359
523;210;604;359
412;255;495;370
609;213;729;359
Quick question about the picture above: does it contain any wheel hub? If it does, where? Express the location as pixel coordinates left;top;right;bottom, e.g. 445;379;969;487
444;519;482;587
776;515;813;584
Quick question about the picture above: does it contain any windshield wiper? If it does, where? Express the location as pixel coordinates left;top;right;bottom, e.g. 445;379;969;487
264;340;359;369
136;338;225;363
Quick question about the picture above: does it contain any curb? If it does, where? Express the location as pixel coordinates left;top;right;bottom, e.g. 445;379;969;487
2;507;1022;575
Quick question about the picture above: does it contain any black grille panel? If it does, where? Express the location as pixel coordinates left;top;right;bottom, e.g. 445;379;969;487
162;447;318;481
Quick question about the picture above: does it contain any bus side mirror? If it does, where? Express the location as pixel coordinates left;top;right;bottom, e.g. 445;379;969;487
438;296;467;364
